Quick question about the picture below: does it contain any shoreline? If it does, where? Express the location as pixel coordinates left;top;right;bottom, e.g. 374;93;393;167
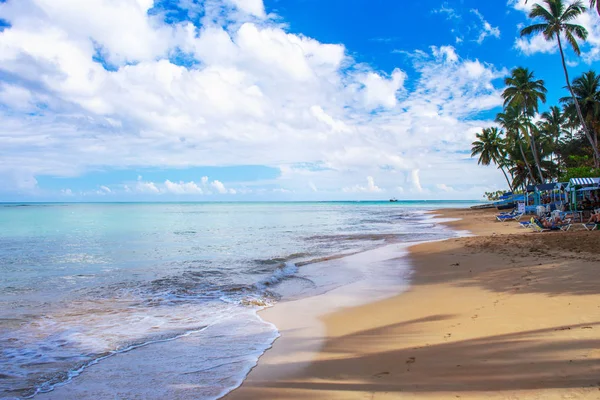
31;207;451;400
226;207;600;399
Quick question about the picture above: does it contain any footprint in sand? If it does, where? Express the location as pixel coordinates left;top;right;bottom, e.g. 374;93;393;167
373;371;390;378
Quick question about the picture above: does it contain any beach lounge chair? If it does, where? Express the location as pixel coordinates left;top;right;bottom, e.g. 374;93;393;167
531;218;551;233
558;220;572;231
582;223;599;231
530;217;570;232
498;209;517;216
519;221;532;229
496;212;523;222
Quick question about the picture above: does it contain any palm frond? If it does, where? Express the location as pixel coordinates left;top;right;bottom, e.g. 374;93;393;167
520;23;550;37
564;30;582;55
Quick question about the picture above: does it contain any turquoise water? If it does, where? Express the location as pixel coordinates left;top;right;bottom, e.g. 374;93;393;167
0;201;475;399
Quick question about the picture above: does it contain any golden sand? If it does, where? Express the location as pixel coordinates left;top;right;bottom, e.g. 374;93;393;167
227;208;600;400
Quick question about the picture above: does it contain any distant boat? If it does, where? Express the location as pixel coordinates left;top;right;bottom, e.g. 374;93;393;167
389;198;398;202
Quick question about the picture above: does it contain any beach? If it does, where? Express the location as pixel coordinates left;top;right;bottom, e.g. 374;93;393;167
227;208;600;400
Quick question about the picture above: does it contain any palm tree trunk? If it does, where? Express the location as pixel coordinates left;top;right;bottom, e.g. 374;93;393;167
499;165;514;192
557;35;600;168
517;137;536;184
525;122;544;183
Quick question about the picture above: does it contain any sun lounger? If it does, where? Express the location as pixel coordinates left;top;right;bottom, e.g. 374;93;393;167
558;222;572;231
496;212;523;222
582;223;599;231
530;218;550;232
530;218;570;232
498;209;517;215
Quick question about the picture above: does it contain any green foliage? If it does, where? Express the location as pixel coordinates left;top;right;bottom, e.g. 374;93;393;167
560;167;600;181
471;66;599;189
484;191;506;201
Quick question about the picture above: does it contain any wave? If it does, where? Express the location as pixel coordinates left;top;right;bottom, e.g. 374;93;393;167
25;326;210;399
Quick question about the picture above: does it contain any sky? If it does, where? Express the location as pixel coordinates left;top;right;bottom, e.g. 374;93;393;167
0;0;599;202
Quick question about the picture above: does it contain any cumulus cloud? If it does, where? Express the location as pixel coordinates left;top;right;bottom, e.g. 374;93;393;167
357;68;406;110
0;0;510;199
135;179;160;194
343;176;383;193
164;180;203;194
210;179;236;194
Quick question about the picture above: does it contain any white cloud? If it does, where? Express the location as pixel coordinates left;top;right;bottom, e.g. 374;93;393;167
0;0;511;199
471;9;500;44
343;176;383;193
436;183;454;192
357;68;406;110
431;45;459;63
510;0;600;63
227;0;266;18
99;185;111;193
164;180;203;194
210;179;232;194
411;169;423;193
433;4;460;20
310;105;351;133
135;177;160;194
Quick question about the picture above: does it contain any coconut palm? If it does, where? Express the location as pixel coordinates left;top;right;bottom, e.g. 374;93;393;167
505;134;535;189
520;0;600;167
502;67;547;182
471;127;514;191
526;0;600;15
538;105;568;165
561;70;600;154
496;106;537;184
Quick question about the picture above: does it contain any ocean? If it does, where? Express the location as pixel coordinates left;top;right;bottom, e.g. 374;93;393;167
0;201;475;399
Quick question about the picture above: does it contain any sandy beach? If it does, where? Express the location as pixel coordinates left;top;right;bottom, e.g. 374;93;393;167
227;208;600;400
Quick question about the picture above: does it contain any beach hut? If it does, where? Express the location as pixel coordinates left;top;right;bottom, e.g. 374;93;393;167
565;178;600;213
524;183;561;213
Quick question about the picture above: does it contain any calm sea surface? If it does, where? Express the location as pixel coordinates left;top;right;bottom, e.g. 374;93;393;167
0;201;475;399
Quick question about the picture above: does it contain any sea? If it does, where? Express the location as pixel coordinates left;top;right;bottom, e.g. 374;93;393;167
0;201;476;399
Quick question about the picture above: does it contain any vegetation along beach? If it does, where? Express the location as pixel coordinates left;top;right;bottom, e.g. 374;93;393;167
1;0;600;399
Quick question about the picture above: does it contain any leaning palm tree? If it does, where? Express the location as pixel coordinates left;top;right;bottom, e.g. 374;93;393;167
561;70;600;155
496;105;537;184
520;0;600;167
502;67;547;182
471;127;514;191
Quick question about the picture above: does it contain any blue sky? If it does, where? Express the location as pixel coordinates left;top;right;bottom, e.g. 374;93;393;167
0;0;599;201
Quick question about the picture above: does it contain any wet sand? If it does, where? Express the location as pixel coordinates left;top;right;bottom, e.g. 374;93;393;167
227;208;600;400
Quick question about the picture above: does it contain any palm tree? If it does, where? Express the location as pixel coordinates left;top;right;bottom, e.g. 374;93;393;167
502;67;547;182
561;70;600;156
525;0;600;16
520;0;600;167
496;106;537;184
471;127;514;191
538;105;568;166
505;134;533;190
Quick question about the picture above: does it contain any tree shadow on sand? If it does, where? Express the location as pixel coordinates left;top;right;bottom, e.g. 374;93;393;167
232;318;600;398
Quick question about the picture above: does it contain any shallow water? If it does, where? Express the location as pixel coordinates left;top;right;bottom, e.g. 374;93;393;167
0;201;474;399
